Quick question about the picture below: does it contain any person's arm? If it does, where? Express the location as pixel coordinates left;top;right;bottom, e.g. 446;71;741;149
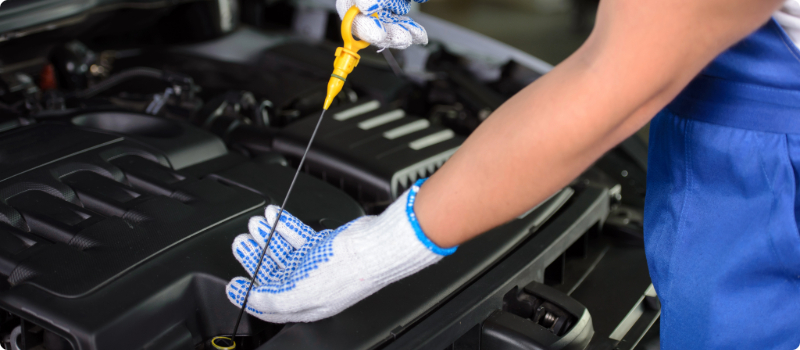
226;0;786;323
416;0;785;247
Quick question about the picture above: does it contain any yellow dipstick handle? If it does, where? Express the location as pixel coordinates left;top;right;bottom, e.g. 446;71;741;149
324;6;374;110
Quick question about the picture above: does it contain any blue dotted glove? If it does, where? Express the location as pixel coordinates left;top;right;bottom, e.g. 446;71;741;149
336;0;429;49
226;181;457;323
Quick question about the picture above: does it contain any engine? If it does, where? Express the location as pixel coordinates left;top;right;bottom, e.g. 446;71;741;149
0;1;654;349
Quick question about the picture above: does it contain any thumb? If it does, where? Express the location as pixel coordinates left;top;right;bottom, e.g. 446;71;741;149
351;14;388;45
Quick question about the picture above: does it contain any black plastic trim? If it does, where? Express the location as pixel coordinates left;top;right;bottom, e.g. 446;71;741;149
384;186;609;350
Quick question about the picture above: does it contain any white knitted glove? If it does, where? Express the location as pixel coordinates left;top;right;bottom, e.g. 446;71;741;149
336;0;429;50
226;179;456;323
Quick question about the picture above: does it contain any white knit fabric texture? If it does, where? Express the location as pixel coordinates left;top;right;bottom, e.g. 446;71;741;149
336;0;428;49
226;187;445;323
775;0;800;47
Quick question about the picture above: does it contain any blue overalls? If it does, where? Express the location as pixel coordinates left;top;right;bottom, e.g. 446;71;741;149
645;18;800;349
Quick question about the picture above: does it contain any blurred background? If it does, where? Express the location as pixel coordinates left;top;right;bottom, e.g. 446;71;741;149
421;0;597;65
421;0;651;142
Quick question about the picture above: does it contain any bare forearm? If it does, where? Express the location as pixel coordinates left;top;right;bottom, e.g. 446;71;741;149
414;0;783;248
415;54;654;247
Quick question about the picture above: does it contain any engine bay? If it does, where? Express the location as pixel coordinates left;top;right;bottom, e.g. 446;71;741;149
0;1;654;349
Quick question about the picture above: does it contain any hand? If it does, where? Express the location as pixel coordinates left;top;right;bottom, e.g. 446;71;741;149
226;180;456;323
336;0;429;50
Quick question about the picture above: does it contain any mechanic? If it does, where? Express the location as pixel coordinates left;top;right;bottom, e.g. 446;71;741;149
226;0;800;348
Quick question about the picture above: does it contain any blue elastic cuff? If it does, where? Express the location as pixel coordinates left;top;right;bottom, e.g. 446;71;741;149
406;178;458;256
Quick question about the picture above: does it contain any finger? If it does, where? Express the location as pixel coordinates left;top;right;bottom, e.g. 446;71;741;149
226;277;269;317
398;16;428;45
265;233;296;269
248;216;274;248
378;22;413;50
250;207;315;249
352;14;388;45
226;277;249;308
232;234;280;284
239;281;300;316
380;0;411;15
248;216;301;270
227;279;309;322
246;217;296;269
336;0;357;19
266;206;316;248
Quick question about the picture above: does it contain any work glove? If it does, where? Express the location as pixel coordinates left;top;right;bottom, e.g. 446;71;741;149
336;0;429;50
226;179;457;323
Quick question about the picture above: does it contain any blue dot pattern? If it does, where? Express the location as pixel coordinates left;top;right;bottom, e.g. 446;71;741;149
371;17;385;31
235;237;277;285
257;210;316;244
227;278;264;314
376;10;424;32
228;212;361;313
363;0;427;31
376;0;409;15
369;0;429;16
228;180;451;315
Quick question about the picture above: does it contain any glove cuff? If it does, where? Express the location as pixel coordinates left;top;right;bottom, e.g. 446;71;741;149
405;178;458;256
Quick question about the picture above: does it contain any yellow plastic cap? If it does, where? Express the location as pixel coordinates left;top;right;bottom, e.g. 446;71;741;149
324;6;371;110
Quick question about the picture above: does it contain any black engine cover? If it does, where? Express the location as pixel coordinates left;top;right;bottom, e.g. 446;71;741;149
0;113;364;349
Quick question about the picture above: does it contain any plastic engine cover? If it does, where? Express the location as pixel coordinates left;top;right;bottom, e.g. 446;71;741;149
0;114;364;349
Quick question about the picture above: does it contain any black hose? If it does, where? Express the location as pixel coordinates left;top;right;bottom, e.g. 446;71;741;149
72;67;165;99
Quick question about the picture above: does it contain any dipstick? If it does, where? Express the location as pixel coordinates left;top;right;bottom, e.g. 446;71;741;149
225;7;371;348
228;108;328;344
324;6;372;109
382;49;403;77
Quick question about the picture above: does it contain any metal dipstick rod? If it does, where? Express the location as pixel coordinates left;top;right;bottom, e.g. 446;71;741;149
381;49;403;77
229;108;327;341
215;7;370;349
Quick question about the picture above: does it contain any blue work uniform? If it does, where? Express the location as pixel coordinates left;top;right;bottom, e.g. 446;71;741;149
645;18;800;349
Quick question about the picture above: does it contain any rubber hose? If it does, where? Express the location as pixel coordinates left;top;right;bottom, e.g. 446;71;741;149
73;67;164;99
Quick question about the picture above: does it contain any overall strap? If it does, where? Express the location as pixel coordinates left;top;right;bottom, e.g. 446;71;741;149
667;19;800;134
